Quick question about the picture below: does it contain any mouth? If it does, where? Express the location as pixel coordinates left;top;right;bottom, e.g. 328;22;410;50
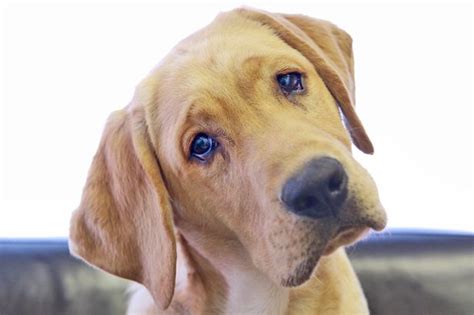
279;225;371;287
322;226;369;256
274;197;386;288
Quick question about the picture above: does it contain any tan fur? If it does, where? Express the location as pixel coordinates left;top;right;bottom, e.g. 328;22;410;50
70;7;386;315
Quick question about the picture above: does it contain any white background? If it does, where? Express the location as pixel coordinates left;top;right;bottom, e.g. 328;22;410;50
1;1;472;237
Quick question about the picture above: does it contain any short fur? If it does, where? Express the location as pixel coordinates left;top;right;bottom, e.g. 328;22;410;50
70;7;386;315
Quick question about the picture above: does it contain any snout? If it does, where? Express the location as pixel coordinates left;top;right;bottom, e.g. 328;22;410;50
281;157;348;219
266;154;385;288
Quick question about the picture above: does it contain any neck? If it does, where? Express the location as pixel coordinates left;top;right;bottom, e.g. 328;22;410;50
170;225;368;315
175;229;289;315
127;229;369;315
219;256;289;315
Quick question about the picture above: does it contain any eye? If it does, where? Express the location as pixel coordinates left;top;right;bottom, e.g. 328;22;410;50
190;133;219;161
277;72;304;95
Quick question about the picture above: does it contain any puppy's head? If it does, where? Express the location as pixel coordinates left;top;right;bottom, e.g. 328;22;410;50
70;8;386;310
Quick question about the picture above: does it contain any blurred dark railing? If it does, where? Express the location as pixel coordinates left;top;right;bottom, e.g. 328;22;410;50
1;229;473;315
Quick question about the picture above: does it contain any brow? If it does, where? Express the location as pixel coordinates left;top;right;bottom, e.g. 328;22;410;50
185;96;239;128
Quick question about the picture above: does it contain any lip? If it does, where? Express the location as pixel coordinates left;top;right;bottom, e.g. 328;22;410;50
322;226;369;256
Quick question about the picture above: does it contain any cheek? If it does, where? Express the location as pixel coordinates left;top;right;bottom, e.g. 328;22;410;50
168;156;257;227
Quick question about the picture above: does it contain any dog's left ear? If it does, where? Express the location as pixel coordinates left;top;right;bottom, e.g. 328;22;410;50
237;8;374;154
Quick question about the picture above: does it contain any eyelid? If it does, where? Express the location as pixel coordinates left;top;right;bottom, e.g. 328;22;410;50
182;126;231;161
276;66;305;76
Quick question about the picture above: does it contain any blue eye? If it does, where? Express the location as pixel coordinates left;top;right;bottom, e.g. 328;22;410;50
277;72;304;95
190;133;218;161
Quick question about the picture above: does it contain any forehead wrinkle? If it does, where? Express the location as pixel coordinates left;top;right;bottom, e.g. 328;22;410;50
166;67;240;143
182;95;239;133
235;55;264;103
187;102;220;124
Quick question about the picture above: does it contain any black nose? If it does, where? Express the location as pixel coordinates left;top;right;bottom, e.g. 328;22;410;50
281;157;348;219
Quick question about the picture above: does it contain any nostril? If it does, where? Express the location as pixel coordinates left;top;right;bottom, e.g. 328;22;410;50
294;195;319;212
328;171;344;194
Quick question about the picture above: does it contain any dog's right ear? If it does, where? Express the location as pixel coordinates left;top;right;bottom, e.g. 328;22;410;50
69;105;176;310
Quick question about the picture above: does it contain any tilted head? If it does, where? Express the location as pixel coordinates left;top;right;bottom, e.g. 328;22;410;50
69;8;387;310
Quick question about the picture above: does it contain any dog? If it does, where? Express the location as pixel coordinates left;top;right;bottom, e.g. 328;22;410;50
69;7;387;315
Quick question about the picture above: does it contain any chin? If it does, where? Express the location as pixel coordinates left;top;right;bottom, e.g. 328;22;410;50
279;226;370;287
280;248;324;287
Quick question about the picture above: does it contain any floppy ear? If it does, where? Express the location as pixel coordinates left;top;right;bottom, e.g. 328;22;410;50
237;8;374;154
69;105;176;310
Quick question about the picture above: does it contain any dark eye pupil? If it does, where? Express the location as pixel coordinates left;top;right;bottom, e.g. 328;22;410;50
190;133;217;160
277;72;304;94
193;136;211;154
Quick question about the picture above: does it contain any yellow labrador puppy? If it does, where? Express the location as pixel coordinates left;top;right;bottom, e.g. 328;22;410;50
70;7;387;315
